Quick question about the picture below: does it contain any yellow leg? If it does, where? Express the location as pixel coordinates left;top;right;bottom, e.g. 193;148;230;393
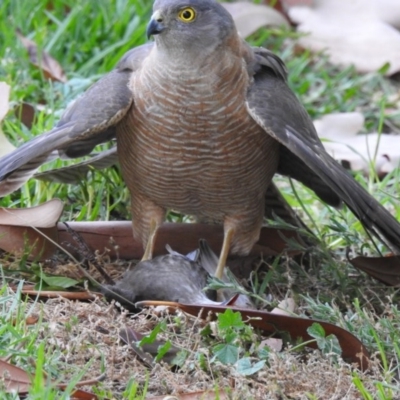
141;219;158;261
215;227;235;279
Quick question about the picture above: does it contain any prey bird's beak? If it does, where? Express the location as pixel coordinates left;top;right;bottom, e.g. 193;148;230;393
147;10;165;39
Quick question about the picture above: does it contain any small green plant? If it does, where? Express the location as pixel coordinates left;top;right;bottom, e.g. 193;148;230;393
210;308;266;375
289;322;341;362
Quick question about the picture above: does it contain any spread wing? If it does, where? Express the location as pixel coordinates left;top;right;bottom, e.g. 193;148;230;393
246;47;400;251
0;43;153;196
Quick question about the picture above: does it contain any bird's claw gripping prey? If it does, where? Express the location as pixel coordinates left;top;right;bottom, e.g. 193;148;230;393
1;0;400;273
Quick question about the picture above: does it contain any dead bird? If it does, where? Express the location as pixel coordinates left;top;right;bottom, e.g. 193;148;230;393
102;240;253;311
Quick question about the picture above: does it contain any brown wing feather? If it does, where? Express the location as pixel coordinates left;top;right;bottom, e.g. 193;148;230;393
246;47;400;252
0;43;153;196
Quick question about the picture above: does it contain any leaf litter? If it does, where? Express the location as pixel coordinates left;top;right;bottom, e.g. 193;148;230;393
1;287;382;399
1;244;396;399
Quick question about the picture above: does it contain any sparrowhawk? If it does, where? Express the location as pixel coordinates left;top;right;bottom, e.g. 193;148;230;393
1;0;400;278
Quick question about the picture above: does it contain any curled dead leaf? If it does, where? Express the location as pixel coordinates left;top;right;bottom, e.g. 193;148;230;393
0;359;31;394
349;254;400;286
14;102;36;129
57;221;305;261
0;359;103;398
16;29;67;82
288;0;400;75
0;199;63;260
315;112;400;176
146;391;229;400
136;301;371;371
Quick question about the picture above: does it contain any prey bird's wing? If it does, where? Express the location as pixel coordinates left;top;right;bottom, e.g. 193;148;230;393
0;43;153;196
246;47;400;251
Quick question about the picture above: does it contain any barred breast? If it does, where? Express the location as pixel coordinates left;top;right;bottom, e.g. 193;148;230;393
117;49;279;254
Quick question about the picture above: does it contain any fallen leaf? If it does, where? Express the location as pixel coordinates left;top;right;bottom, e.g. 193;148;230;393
280;0;312;5
315;112;400;176
14;103;36;129
0;130;16;158
375;0;400;29
260;337;283;352
146;390;229;400
349;255;400;286
0;81;10;121
223;2;289;38
0;351;103;399
0;359;31;393
137;301;371;371
0;199;63;260
70;390;101;400
16;30;67;82
271;297;296;316
0;198;63;227
288;0;400;75
260;299;296;352
11;315;39;326
26;316;39;325
0;82;16;158
57;221;305;261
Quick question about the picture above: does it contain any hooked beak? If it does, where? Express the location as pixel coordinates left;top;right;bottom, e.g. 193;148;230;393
146;10;165;39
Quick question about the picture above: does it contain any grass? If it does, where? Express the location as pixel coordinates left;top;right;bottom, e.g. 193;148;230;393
1;0;400;398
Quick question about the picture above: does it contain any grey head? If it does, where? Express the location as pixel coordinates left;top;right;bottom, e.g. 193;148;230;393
147;0;237;58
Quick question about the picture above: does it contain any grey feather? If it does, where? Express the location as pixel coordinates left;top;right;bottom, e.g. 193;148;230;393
33;147;119;184
246;50;400;251
0;44;152;196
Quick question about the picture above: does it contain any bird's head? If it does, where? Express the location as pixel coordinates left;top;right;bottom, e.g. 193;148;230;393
146;0;237;59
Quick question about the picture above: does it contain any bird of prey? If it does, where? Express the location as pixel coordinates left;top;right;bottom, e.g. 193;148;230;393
1;0;400;279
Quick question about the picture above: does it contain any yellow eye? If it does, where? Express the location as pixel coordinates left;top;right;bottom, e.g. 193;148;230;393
178;7;196;22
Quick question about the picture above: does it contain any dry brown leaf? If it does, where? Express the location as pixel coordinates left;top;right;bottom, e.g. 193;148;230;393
16;30;67;83
349;255;400;286
222;2;289;38
69;390;102;400
137;301;371;371
0;200;304;260
57;221;305;261
288;0;400;75
11;315;39;326
14;102;36;129
315;112;400;175
0;199;63;260
0;359;31;393
147;391;229;400
0;359;102;398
